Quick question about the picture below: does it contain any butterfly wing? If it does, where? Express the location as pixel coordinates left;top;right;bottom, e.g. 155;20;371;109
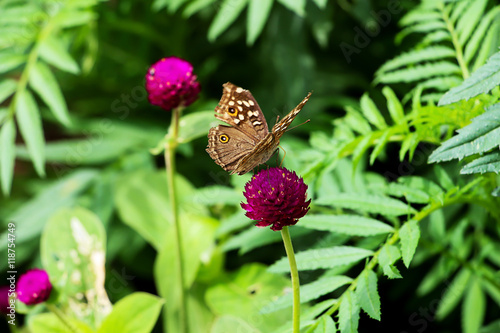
214;82;269;141
271;92;312;141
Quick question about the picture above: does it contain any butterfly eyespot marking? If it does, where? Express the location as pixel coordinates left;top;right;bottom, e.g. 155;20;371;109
228;107;237;116
219;134;229;143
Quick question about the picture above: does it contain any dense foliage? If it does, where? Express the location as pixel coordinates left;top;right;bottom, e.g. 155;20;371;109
1;0;500;332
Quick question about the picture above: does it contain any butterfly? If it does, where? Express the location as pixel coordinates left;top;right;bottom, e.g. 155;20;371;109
206;82;311;175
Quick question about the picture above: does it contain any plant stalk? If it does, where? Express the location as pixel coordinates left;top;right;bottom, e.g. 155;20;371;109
164;106;188;333
46;304;80;333
281;226;300;333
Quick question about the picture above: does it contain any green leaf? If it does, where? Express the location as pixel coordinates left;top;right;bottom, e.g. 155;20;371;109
316;193;416;216
16;90;45;176
269;246;373;272
247;0;273;45
435;268;471;320
382;86;407;131
54;10;97;28
370;130;391;165
355;270;381;320
360;93;387;130
399;220;420;268
0;118;16;195
377;46;455;75
395;20;447;44
114;170;205;249
39;36;80;74
277;0;305;16
41;207;112;325
206;264;292;332
177;110;219;143
98;293;164;333
397;176;443;200
262;275;352;313
464;7;500;65
192;185;244;205
433;165;455;191
386;183;430;204
0;79;17;104
462;276;485;333
428;103;500;163
208;0;248;41
460;151;500;174
439;51;500;105
456;0;487;46
376;61;461;84
0;53;26;74
29;61;71;126
313;315;337;332
378;244;402;279
0;170;97;262
299;214;394;236
28;313;94;333
338;290;360;333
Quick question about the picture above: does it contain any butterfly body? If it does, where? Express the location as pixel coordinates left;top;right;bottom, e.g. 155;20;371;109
206;82;311;175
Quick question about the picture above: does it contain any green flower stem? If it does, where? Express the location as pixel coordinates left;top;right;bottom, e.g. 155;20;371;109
281;226;300;333
46;304;80;333
164;106;188;333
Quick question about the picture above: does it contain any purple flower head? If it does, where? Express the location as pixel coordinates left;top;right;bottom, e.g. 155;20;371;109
17;269;52;305
145;56;201;111
241;167;311;231
0;285;10;314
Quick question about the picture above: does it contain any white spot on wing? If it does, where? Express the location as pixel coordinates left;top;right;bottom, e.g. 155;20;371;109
253;111;259;117
235;87;243;93
237;100;243;105
248;100;255;106
234;118;240;124
247;111;253;117
243;101;250;107
238;106;243;111
228;101;235;106
239;114;244;120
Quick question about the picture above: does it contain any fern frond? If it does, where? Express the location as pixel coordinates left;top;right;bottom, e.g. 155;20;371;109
376;0;500;103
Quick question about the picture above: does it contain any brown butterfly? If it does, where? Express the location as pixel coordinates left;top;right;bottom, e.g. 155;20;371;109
206;82;311;175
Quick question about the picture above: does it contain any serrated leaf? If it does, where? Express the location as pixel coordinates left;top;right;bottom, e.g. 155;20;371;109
0;79;17;104
435;268;471;320
439;51;500;105
377;46;455;75
360;93;387;130
268;246;373;273
397;176;443;199
247;0;273;45
39;36;80;74
355;270;380;321
462;276;485;333
261;275;352;313
316;193;416;216
338;290;359;333
208;0;248;41
399;132;417;161
428;103;500;163
378;244;402;279
29;61;71;126
0;118;16;195
16;90;45;176
460;151;500;174
399;220;420;268
386;183;430;204
352;134;372;172
395;20;447;44
376;61;461;84
299;214;394;236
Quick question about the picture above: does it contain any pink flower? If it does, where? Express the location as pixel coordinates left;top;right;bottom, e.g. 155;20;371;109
17;269;52;305
241;167;311;231
145;56;201;111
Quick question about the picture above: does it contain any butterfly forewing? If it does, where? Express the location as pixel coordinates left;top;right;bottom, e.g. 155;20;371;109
214;82;269;141
207;82;311;175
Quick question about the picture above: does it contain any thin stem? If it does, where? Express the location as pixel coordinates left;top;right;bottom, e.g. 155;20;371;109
46;304;79;333
440;3;470;79
281;226;300;333
164;106;188;333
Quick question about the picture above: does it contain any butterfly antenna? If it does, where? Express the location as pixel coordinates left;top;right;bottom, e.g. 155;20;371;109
278;145;286;167
285;119;310;132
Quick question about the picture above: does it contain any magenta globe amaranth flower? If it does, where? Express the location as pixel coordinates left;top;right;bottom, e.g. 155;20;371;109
241;167;311;231
145;56;201;111
17;269;52;305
